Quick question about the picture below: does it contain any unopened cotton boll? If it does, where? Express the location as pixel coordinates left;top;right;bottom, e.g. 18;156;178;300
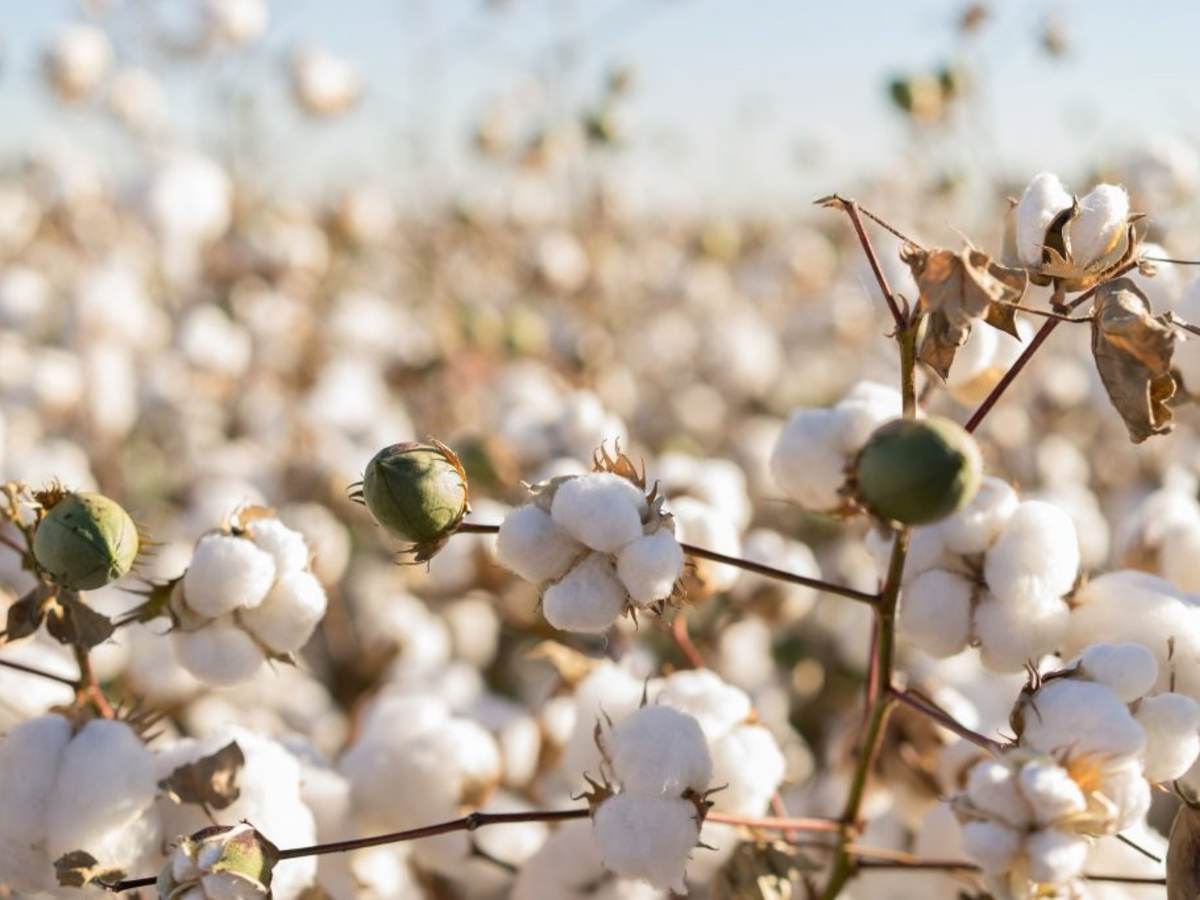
1068;184;1129;269
960;820;1022;874
1135;693;1200;782
240;571;327;653
1019;680;1146;759
542;552;628;634
1015;173;1074;268
1075;643;1159;702
592;793;699;893
183;534;277;617
610;705;713;797
770;407;850;511
899;568;974;658
175;619;266;684
1026;828;1089;884
550;473;646;553
497;503;584;583
984;501;1079;606
616;530;684;606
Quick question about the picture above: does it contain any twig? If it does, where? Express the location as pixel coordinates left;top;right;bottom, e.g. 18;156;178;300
1114;831;1162;863
707;812;842;833
0;657;77;686
889;687;1005;754
73;645;114;719
671;612;706;669
817;194;908;329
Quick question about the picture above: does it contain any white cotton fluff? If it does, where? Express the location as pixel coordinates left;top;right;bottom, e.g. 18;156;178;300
836;381;903;450
542;552;628;634
1102;757;1153;832
983;501;1079;607
240;570;328;653
247;518;310;576
0;715;72;893
497;503;585;583
1135;693;1200;782
716;616;775;692
709;724;786;815
183;534;277;617
1025;828;1089;884
670;497;741;592
550;473;646;553
735;529;821;618
1016;760;1086;825
966;759;1031;828
941;477;1019;556
946;321;999;390
616;530;684;606
175;619;266;685
770;407;849;511
1075;643;1159;703
511;820;607;900
653;669;752;741
1015;173;1074;268
960;820;1022;874
1068;184;1130;269
1020;680;1146;759
898;568;973;658
974;591;1070;673
1159;521;1200;593
610;705;713;797
560;664;646;782
592;793;699;893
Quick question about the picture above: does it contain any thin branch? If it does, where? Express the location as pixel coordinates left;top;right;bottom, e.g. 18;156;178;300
671;612;706;669
855;205;923;248
889;687;1005;754
1115;831;1162;863
707;812;842;833
73;645;114;719
0;657;77;686
997;302;1092;323
817;195;907;329
1143;256;1200;265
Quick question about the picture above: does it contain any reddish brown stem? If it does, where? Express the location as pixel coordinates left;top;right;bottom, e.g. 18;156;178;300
73;645;114;719
889;687;1004;754
671;612;706;669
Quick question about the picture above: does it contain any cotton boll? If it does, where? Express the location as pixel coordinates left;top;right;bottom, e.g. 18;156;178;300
1015;173;1074;268
474;794;551;867
1159;521;1200;592
0;715;72;893
610;705;713;797
1016;760;1086;825
899;568;974;658
561;664;646;783
290;46;362;116
239;570;327;653
669;497;741;592
175;619;266;684
1074;643;1158;702
653;669;751;741
965;759;1031;828
1026;828;1089;885
498;503;585;583
183;534;277;617
960;820;1022;874
43;23;112;101
550;473;646;553
709;724;785;815
511;820;607;900
1135;692;1200;782
942;477;1019;556
984;501;1079;606
616;530;684;606
1068;185;1129;269
1019;680;1146;759
592;793;699;893
246;518;310;576
542;552;628;634
975;591;1069;673
443;595;501;669
770;407;849;511
715;616;775;692
837;381;904;450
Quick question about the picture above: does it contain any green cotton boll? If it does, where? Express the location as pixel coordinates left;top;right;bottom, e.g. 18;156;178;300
32;492;139;590
362;442;469;545
854;416;982;526
157;824;279;900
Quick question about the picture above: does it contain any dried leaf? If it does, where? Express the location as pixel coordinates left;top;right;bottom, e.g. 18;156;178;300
5;585;48;640
1091;278;1179;443
713;840;818;900
159;740;245;810
1168;802;1200;900
54;850;125;889
46;592;115;650
524;640;601;686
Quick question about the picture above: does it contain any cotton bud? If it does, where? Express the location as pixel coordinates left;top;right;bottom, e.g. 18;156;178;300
609;705;713;797
358;441;469;557
157;824;278;900
592;793;700;893
33;491;139;590
854;417;982;525
1015;173;1074;268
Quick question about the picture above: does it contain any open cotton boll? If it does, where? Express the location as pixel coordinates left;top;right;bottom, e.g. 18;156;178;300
542;552;628;634
898;568;974;658
560;664;646;782
966;759;1032;828
1068;184;1129;268
550;473;646;553
653;669;751;741
836;381;903;451
511;820;607;900
175;619;266;684
0;715;72;893
770;407;849;511
183;534;277;617
240;570;328;653
1135;693;1200;782
669;497;741;592
960;820;1022;874
616;530;684;606
246;518;310;576
1019;680;1146;759
1026;828;1089;885
1015;760;1086;825
1074;643;1159;702
974;591;1069;673
497;503;585;583
1015;173;1074;268
709;724;786;815
1159;521;1200;592
942;477;1019;556
984;501;1079;606
610;705;713;797
592;793;699;893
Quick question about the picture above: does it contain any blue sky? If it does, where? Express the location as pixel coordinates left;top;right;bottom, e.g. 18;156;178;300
3;1;1199;210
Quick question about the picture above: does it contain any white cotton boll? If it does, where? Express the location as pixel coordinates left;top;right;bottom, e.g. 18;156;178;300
1075;643;1159;702
1019;680;1146;759
716;616;775;692
240;571;327;653
0;715;71;893
946;321;999;390
550;473;646;553
561;664;646;782
942;477;1019;556
444;595;501;669
975;591;1070;673
1159;521;1200;592
246;518;310;576
960;820;1022;874
542;552;628;634
709;724;786;815
984;501;1079;606
1016;173;1074;268
836;381;904;450
653;669;752;741
1135;693;1200;782
617;530;684;606
183;534;277;617
1100;757;1152;832
770;407;849;511
670;497;741;592
1068;184;1130;269
1016;760;1086;825
1026;828;1089;885
512;820;607;900
898;568;974;658
965;759;1031;828
497;504;585;583
592;793;699;893
175;620;266;685
290;46;362;116
610;705;713;797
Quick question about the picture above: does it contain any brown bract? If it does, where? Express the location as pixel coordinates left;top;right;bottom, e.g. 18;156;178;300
158;740;246;811
1167;801;1200;900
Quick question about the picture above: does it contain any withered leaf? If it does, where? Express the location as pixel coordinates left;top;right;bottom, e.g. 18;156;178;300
46;592;115;650
1167;801;1200;900
158;740;245;810
5;584;49;640
1091;277;1179;443
54;850;125;889
713;840;818;900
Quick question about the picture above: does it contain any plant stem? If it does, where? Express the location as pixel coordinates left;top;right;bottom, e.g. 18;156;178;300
818;195;907;329
73;644;114;719
707;812;842;833
889;687;1004;754
671;611;706;669
0;657;77;686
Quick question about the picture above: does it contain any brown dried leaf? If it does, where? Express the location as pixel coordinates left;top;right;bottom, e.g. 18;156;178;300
1091;278;1179;443
1168;802;1200;900
523;640;601;687
53;850;124;889
158;740;245;810
55;593;116;649
5;585;48;640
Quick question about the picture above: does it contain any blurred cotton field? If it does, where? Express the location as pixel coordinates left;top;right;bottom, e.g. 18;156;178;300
4;2;1200;900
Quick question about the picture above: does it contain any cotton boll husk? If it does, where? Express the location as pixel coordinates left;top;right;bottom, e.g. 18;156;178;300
1015;173;1074;268
1074;643;1159;702
0;714;72;893
1068;184;1130;269
974;591;1069;673
542;552;628;634
770;406;849;511
1135;692;1200;782
898;568;974;658
652;669;752;741
965;759;1032;828
246;518;310;576
616;530;684;606
984;500;1079;606
1019;680;1146;759
497;503;585;584
960;820;1022;874
669;496;741;591
1025;828;1089;884
941;476;1019;556
239;570;327;653
592;793;699;893
174;619;266;685
183;534;277;617
610;705;713;797
550;473;646;553
709;724;785;815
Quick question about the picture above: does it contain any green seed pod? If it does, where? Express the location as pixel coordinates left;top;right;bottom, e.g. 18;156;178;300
359;441;469;550
32;491;139;590
157;824;278;900
854;416;982;525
